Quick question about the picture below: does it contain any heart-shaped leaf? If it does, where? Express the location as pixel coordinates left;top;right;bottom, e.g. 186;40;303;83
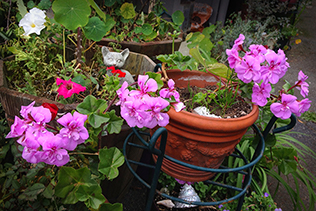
52;0;91;31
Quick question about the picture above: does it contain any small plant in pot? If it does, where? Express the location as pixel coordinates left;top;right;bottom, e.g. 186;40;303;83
150;31;311;183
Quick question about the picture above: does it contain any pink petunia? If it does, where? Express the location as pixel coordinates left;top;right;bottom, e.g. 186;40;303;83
56;78;86;99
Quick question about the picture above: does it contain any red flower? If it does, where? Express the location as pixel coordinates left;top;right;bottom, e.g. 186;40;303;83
56;78;86;99
42;103;58;121
106;66;126;78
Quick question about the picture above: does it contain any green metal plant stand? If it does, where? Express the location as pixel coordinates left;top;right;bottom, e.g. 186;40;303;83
123;114;296;211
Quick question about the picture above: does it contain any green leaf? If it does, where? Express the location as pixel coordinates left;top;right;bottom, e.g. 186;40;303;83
265;133;277;148
42;183;54;199
104;14;116;34
172;10;184;26
89;112;110;128
100;203;123;211
104;0;117;7
27;1;35;9
104;110;123;134
77;95;108;115
72;74;87;86
52;0;91;31
141;23;153;36
17;0;28;17
87;0;106;21
206;63;230;78
120;3;136;19
38;0;52;10
98;147;124;180
18;183;45;201
83;17;108;41
189;47;206;68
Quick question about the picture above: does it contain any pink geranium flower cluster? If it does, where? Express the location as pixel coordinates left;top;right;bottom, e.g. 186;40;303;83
6;101;89;166
226;34;311;119
117;75;185;129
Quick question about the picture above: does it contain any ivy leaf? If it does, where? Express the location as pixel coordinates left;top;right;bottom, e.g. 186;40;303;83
104;110;123;134
100;203;123;211
98;147;124;180
172;10;184;26
83;17;108;42
77;95;107;115
55;166;104;207
52;0;91;31
120;3;136;19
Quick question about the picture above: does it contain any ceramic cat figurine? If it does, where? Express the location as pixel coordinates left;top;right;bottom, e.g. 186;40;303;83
101;46;135;85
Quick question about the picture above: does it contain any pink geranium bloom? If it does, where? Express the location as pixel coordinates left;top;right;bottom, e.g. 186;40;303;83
251;83;271;106
261;50;289;84
56;78;86;99
6;116;28;138
226;49;241;69
116;81;130;105
57;112;89;150
270;94;299;119
295;70;309;97
141;96;170;129
295;98;311;117
232;34;245;51
247;44;267;63
159;79;180;101
20;101;35;120
120;96;148;128
134;75;158;96
235;55;262;83
22;147;39;164
39;133;70;166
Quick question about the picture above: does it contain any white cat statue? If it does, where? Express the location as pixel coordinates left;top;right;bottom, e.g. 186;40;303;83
101;46;135;85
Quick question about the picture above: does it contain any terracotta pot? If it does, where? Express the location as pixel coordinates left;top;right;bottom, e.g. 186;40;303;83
152;69;259;182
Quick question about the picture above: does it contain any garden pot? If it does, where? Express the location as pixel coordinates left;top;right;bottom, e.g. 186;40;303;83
97;38;182;58
152;69;259;182
0;51;155;202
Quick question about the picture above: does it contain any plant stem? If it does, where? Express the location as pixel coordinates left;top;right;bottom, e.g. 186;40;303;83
63;29;65;66
76;27;83;65
69;152;99;156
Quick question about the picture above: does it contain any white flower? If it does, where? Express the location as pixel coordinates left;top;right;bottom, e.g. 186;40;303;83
19;8;46;36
